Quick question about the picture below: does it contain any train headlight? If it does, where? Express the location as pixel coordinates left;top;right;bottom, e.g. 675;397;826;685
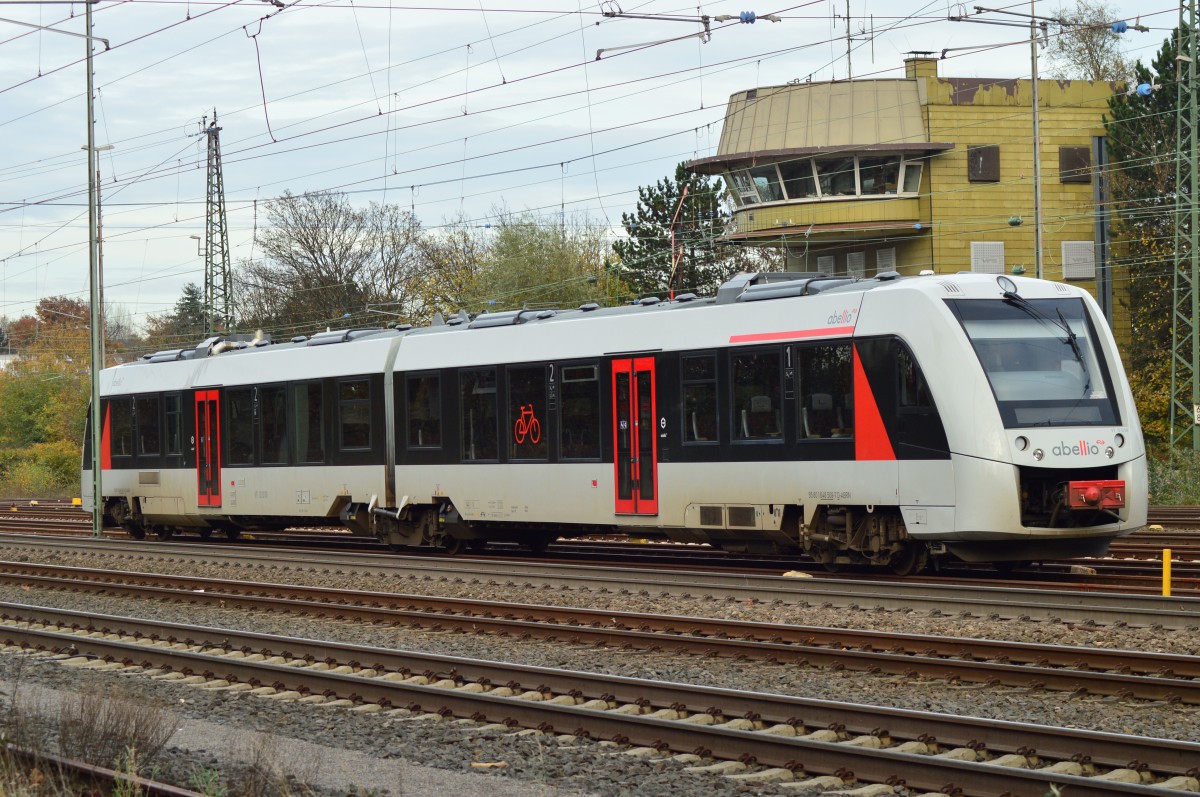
1015;436;1029;451
1033;448;1044;461
1106;447;1115;458
1115;433;1125;447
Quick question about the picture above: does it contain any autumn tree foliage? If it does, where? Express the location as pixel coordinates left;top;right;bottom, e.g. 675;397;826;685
1105;30;1178;448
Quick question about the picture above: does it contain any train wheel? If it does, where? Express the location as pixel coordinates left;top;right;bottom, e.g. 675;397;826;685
198;528;213;539
125;525;146;540
442;536;465;555
820;560;845;574
154;527;174;541
889;543;929;576
224;528;241;541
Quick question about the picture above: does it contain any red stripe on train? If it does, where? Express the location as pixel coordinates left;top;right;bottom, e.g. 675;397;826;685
729;325;855;344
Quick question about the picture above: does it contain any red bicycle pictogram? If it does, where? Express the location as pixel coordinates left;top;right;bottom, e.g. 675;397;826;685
513;404;541;445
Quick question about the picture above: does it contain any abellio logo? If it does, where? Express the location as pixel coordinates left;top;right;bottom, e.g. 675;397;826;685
1052;440;1104;457
827;307;859;325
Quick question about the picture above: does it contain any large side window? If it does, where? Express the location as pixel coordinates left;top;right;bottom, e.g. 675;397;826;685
108;397;134;457
136;396;160;456
560;364;600;460
731;349;782;440
797;343;854;439
682;354;718;443
898;345;933;408
461;368;498;461
164;394;182;456
260;385;288;464
508;366;547;460
228;388;255;465
338;379;371;451
292;382;325;463
407;374;442;448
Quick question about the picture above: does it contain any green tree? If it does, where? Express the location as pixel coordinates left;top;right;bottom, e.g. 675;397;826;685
612;163;732;298
470;211;626;311
144;283;207;348
1105;30;1178;447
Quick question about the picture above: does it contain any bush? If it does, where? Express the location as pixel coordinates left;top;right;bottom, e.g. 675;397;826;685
1148;453;1200;504
0;441;80;499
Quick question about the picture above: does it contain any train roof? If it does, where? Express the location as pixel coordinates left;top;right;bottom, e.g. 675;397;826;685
124;270;1082;369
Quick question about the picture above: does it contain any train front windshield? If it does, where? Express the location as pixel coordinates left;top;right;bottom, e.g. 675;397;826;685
947;297;1120;428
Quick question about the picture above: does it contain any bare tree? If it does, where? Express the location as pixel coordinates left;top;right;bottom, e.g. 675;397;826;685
237;191;422;334
1045;0;1132;83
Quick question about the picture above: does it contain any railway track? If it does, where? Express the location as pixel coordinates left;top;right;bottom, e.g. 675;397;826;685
3;561;1199;704
4;603;1198;796
1;534;1197;628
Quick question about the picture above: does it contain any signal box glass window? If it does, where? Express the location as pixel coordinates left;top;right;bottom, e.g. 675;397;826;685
164;394;182;456
560;364;600;460
228;388;255;465
682;354;718;443
858;157;900;195
731;350;782;440
816;157;857;196
108;397;134;457
779;159;818;200
260;385;287;464
509;366;548;460
338;379;372;451
461;368;499;461
292;382;325;464
407;375;441;449
947;297;1119;427
797;344;853;439
136;396;160;456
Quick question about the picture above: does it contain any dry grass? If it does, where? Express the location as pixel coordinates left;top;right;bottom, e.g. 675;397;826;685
227;731;318;797
56;682;178;772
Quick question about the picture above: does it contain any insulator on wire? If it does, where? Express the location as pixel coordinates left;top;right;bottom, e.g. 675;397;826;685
739;11;756;23
1111;20;1128;33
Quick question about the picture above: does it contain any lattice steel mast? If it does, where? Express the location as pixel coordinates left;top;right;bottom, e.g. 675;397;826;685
1171;1;1199;451
201;111;234;335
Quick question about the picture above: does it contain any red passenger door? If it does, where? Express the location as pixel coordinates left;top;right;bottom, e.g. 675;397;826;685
612;357;658;515
195;389;222;507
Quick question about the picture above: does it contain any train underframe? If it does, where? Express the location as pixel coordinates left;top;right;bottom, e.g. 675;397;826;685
100;477;1124;576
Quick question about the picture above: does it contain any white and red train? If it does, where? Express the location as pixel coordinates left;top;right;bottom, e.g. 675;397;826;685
83;271;1147;573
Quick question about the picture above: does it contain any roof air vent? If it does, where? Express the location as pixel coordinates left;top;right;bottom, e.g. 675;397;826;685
579;302;600;312
674;293;698;302
638;296;661;306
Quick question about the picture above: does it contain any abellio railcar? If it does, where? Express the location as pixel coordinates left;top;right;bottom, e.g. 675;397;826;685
83;271;1147;574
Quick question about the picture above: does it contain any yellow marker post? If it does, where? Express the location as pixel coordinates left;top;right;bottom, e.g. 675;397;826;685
1163;548;1172;597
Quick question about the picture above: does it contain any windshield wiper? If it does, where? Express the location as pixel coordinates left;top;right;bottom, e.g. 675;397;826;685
1056;308;1092;396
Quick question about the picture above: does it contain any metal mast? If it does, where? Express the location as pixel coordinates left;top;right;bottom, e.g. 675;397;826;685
1171;1;1199;451
201;111;234;335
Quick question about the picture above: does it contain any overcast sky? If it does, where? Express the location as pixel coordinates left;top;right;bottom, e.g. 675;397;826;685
0;0;1176;331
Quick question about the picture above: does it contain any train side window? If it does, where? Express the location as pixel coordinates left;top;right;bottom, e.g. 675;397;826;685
292;382;325;463
407;374;442;448
108;397;134;457
136;396;160;456
731;349;782;440
260;385;288;464
897;344;933;409
797;343;854;439
338;379;371;451
560;364;600;460
508;366;548;461
461;368;498;461
228;388;255;465
682;354;718;443
164;394;182;456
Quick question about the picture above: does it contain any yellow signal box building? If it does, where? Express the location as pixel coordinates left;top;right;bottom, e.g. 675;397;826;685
689;54;1126;336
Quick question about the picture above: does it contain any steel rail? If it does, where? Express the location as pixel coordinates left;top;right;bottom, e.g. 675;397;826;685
2;745;204;797
1;610;1195;796
2;565;1200;704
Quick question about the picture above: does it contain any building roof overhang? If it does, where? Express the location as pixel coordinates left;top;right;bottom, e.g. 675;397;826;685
689;143;954;175
724;220;928;243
